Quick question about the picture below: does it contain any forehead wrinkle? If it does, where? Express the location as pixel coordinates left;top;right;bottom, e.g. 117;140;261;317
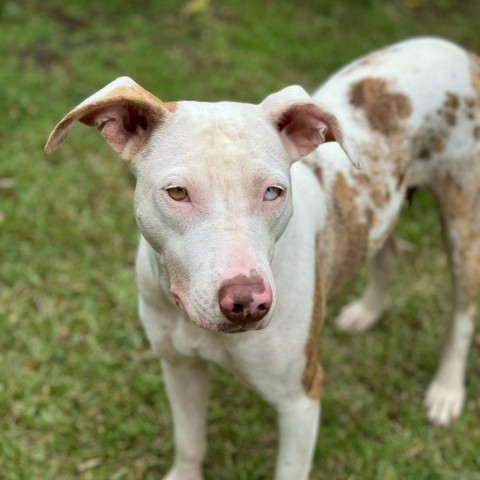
145;101;289;197
149;101;287;167
182;123;288;194
196;113;253;154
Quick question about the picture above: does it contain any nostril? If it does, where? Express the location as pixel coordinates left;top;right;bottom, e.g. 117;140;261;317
232;304;243;315
218;277;273;325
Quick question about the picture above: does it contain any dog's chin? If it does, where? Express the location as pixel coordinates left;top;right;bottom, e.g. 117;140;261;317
192;318;270;334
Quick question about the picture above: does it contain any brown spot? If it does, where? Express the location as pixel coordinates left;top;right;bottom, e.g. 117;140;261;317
349;77;412;135
333;172;355;215
328;172;371;292
80;86;169;124
164;101;177;113
418;147;431;160
304;160;324;185
431;137;445;153
397;172;406;189
45;83;171;157
469;52;480;98
413;122;449;161
302;173;373;399
474;126;480;140
365;208;375;226
371;187;386;208
445;92;460;110
433;170;480;302
303;360;324;400
444;111;457;126
352;168;387;209
352;170;369;186
465;97;476;109
302;251;325;400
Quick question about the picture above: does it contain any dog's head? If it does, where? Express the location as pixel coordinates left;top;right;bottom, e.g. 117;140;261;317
46;77;357;333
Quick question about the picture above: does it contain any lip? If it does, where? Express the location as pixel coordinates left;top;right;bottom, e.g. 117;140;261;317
171;295;257;332
194;318;268;334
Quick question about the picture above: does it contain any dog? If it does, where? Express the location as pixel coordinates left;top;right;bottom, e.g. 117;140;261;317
45;37;480;479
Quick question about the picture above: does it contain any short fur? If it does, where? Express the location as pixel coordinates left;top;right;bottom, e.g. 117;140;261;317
45;38;479;480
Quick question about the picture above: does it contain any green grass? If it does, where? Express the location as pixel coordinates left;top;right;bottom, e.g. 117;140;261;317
1;0;479;478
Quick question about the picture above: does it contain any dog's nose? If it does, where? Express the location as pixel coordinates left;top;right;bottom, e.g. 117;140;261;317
218;277;273;325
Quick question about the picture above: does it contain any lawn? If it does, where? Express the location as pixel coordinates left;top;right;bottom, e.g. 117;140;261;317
0;1;479;479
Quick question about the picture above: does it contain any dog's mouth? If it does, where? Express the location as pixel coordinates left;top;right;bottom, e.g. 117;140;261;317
194;318;268;334
171;289;272;333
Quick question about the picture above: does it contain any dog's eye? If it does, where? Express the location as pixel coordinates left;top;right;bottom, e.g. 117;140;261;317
263;186;283;201
166;186;189;202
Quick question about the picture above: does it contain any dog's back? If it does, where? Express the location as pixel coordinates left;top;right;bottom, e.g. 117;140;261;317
302;38;479;292
307;37;479;426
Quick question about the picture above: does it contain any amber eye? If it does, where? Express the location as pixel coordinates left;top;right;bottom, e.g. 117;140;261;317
263;186;283;201
166;186;189;202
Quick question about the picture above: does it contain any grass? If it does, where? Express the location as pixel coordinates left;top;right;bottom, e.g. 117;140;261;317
1;0;479;478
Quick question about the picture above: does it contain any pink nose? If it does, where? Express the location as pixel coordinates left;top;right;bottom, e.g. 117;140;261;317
218;275;273;325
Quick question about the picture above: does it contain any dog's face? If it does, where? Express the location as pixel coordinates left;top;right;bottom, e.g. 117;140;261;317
45;77;356;332
133;101;293;332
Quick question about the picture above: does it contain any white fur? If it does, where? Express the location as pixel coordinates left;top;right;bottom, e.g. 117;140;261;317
45;37;479;479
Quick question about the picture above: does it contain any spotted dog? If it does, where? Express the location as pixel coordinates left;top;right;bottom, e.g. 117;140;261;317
45;37;480;480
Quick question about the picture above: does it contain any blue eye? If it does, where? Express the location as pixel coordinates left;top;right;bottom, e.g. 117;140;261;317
263;186;283;201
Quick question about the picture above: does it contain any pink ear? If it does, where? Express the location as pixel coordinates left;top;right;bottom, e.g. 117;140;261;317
80;103;151;155
262;85;359;166
276;103;343;158
44;77;175;161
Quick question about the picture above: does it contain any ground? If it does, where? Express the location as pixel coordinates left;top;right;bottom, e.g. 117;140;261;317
0;1;479;479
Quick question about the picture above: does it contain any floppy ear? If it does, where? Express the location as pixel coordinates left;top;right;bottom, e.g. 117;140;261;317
261;85;360;166
44;76;176;161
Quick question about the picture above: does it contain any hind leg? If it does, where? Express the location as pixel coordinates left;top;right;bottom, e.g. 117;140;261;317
336;235;399;333
425;185;480;426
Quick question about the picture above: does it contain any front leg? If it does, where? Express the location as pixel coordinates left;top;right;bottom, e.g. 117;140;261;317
162;360;210;480
274;396;320;480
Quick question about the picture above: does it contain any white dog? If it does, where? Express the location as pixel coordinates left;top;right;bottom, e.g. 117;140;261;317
45;37;480;480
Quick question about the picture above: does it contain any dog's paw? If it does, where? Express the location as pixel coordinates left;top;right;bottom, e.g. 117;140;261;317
335;301;381;334
163;467;204;480
424;379;465;427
